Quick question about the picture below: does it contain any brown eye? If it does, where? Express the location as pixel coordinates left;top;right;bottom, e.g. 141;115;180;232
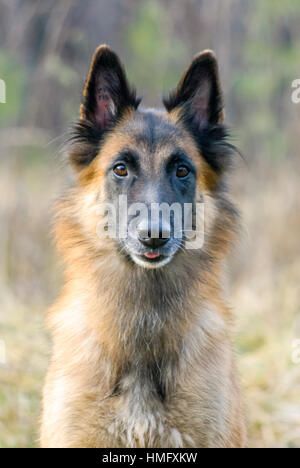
176;165;190;178
113;164;128;177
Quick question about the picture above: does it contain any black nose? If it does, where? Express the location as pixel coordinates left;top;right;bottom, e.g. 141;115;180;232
139;236;169;249
137;221;170;249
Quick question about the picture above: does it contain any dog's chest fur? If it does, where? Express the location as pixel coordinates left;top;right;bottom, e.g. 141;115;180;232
105;301;227;448
107;379;196;448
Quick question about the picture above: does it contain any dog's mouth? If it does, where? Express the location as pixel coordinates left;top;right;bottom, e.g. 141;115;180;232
144;252;161;260
130;252;174;269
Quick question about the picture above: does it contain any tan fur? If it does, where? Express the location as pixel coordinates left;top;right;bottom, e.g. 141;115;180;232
41;48;246;448
41;150;246;448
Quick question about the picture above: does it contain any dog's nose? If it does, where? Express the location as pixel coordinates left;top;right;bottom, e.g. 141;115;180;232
139;236;169;249
137;219;170;249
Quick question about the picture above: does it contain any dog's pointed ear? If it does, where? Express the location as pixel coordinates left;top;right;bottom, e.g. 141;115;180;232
80;45;140;130
163;50;224;129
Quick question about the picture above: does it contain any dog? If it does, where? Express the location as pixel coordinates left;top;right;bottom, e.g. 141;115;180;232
41;45;246;448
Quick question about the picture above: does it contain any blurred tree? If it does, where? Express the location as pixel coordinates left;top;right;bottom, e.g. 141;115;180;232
124;0;187;106
232;0;300;159
0;0;299;160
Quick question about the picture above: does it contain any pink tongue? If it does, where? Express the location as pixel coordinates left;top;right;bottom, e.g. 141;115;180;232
144;252;161;259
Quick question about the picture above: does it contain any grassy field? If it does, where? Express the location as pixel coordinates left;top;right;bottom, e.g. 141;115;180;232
0;148;299;448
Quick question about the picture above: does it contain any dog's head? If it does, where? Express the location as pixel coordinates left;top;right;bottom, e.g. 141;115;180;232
64;45;237;270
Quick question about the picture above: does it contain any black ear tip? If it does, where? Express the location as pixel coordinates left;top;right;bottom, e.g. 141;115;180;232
91;44;121;68
191;50;219;75
93;44;112;56
198;49;216;57
195;49;217;62
91;44;123;69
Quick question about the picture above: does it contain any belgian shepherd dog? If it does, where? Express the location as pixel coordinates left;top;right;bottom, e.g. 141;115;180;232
41;45;246;448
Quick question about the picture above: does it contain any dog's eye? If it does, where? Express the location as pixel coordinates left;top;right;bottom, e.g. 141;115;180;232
176;165;190;178
113;164;128;177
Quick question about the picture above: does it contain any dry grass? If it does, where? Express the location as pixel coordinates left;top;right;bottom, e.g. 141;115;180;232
0;149;61;447
0;148;299;448
232;160;300;448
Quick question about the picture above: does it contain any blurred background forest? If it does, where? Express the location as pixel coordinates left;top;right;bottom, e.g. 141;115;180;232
0;0;300;448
